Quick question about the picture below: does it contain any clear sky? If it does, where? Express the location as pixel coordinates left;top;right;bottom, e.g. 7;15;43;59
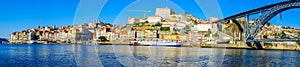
1;0;299;39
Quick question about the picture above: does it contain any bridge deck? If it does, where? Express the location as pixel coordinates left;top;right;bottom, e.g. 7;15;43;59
214;1;298;23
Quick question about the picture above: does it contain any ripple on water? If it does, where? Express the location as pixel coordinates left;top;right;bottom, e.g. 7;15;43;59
0;44;300;67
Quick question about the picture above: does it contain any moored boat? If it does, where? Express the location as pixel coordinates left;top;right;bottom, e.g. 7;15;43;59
155;42;183;47
135;41;182;47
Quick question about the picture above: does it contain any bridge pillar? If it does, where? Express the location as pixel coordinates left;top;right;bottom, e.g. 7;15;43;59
254;42;263;49
246;42;252;47
246;42;263;49
244;15;249;41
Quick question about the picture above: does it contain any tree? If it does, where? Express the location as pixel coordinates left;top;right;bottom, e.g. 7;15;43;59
183;25;191;31
192;20;197;25
274;32;280;38
145;21;149;23
296;32;300;46
204;34;209;37
135;23;140;27
98;36;107;42
297;42;300;46
141;22;145;25
280;31;287;38
213;32;219;37
266;22;271;26
207;29;212;34
160;27;170;31
155;22;162;26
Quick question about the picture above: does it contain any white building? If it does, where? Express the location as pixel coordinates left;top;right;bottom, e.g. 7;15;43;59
147;16;161;23
139;18;147;23
175;22;186;29
75;28;93;41
194;24;213;31
155;7;171;18
162;22;177;27
128;18;136;24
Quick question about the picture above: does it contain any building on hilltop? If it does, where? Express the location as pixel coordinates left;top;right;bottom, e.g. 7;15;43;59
155;7;171;18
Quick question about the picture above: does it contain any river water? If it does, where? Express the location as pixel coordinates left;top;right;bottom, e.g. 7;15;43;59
0;44;299;67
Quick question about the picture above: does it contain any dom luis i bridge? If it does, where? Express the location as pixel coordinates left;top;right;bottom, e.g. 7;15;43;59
214;0;300;49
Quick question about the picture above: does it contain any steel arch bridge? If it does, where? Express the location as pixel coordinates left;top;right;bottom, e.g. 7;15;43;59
214;0;300;49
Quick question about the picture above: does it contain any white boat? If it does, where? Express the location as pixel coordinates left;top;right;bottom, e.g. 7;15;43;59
27;40;37;44
131;41;154;46
155;42;183;47
139;41;154;46
137;41;182;47
130;41;138;45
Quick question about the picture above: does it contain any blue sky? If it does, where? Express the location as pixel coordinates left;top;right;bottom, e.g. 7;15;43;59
1;0;299;39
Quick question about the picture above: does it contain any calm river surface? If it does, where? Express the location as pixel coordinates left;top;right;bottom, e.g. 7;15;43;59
0;44;299;67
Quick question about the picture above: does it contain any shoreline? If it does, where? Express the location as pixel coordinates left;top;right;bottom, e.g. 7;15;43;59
200;46;300;51
3;43;300;51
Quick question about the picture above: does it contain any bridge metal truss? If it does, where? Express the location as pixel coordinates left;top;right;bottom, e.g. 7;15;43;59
246;1;300;41
214;0;300;49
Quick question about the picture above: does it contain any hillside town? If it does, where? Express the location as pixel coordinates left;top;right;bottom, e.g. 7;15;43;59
8;7;220;46
8;7;300;48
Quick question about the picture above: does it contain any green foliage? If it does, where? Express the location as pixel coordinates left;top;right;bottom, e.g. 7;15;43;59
204;34;209;37
98;36;107;42
207;29;211;34
264;43;273;48
280;31;287;38
148;28;154;30
95;24;99;28
193;20;197;25
160;27;170;31
145;21;149;23
297;42;300;46
274;32;280;38
266;22;271;26
148;26;155;30
141;22;145;25
183;25;191;31
213;33;219;37
155;22;162;26
135;23;140;27
134;22;146;27
187;18;192;22
131;27;136;30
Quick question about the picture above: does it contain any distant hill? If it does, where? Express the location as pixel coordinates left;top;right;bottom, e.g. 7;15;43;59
0;38;8;44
